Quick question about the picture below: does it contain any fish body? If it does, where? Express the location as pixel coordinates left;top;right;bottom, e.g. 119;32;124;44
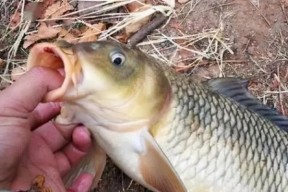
27;41;288;192
155;73;288;192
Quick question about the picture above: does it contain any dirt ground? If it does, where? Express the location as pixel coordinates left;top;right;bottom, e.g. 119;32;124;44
1;0;288;191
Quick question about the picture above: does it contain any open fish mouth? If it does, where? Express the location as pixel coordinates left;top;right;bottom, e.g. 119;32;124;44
27;42;82;102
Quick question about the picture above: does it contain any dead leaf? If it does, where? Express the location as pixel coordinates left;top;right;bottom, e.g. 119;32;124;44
58;28;78;43
169;19;184;30
173;62;193;72
44;0;74;19
190;65;221;82
174;49;196;62
77;0;103;16
9;11;21;28
79;23;106;42
24;2;46;20
23;23;61;48
11;64;27;81
24;0;56;20
44;0;57;7
126;0;146;12
115;34;129;43
124;5;152;37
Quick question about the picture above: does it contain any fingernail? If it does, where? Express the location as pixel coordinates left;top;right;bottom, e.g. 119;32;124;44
68;173;93;192
49;102;62;109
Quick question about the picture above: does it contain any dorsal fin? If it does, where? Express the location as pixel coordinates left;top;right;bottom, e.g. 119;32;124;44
204;77;288;132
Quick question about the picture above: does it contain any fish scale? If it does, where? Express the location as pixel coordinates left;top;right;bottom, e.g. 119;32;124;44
153;70;288;192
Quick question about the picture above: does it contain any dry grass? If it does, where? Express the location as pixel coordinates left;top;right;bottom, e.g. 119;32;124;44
139;25;233;64
0;0;233;87
0;0;30;87
0;0;174;87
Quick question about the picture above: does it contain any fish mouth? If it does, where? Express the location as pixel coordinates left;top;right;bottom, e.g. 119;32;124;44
27;42;82;102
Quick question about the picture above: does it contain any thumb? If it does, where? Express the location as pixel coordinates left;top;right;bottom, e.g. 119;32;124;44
0;67;63;114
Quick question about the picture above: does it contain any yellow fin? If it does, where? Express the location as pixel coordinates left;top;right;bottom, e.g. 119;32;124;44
63;142;106;189
139;137;186;192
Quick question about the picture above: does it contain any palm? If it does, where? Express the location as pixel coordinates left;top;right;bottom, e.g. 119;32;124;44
9;122;67;191
0;108;92;192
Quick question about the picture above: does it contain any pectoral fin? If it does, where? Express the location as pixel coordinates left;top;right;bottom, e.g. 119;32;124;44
140;133;186;192
93;127;186;192
63;142;106;189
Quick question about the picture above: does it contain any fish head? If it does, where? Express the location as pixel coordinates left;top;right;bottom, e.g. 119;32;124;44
27;40;171;128
27;41;187;192
72;41;149;103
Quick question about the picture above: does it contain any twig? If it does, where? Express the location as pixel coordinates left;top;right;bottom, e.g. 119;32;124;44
274;73;288;92
222;59;249;63
248;0;271;27
265;90;288;94
242;39;251;53
127;13;168;47
5;20;31;74
280;0;288;24
274;66;284;114
126;179;134;190
248;55;268;73
180;0;201;25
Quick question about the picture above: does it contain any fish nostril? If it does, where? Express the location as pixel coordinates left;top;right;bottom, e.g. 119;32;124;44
90;43;100;50
73;42;100;53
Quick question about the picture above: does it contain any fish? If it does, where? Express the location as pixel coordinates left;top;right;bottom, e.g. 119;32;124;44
27;40;288;192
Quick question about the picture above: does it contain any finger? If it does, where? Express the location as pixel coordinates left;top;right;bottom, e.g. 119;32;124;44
29;102;61;129
67;173;94;192
0;67;63;114
71;126;92;153
34;121;72;152
54;127;92;175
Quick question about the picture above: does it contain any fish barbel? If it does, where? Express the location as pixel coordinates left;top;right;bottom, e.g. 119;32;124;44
27;40;288;192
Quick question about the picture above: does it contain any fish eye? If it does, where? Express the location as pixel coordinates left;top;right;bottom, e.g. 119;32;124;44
110;52;125;66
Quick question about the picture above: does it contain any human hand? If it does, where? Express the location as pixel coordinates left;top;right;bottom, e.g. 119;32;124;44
0;67;93;192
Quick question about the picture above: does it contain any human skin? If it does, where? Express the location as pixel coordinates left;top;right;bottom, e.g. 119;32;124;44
0;67;93;192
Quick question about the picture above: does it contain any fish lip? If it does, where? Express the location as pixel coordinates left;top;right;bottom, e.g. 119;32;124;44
27;42;80;102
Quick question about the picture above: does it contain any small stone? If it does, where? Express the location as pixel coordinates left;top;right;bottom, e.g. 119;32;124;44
247;46;255;55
